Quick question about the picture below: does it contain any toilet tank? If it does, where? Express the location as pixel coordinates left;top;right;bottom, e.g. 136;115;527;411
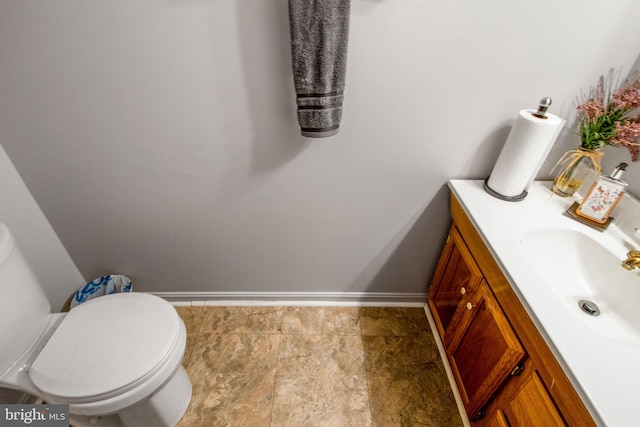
0;223;52;377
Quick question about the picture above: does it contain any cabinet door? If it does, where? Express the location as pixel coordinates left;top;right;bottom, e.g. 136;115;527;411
485;368;565;427
428;226;483;343
447;281;526;420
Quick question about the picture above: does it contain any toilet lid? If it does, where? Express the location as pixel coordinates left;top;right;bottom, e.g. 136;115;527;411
29;293;182;400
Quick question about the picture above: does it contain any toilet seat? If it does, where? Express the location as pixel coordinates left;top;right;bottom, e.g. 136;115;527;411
29;293;183;404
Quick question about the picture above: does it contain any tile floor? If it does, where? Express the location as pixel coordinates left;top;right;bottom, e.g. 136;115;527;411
174;306;463;427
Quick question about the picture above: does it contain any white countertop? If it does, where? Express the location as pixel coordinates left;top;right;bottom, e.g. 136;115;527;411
448;180;640;427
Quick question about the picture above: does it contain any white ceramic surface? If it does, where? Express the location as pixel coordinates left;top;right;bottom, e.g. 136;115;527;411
520;228;640;346
449;180;640;427
30;293;182;400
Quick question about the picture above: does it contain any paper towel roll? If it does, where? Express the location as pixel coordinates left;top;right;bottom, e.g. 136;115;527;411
486;109;565;199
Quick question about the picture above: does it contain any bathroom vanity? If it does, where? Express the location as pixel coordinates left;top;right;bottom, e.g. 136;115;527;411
428;180;640;427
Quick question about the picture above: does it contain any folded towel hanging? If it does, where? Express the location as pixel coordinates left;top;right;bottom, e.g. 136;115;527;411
288;0;351;138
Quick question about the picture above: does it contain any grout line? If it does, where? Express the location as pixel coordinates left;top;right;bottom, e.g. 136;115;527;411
268;332;282;427
359;308;375;426
272;306;285;427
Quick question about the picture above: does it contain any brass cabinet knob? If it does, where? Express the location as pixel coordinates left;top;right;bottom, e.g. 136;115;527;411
466;302;473;311
460;287;467;295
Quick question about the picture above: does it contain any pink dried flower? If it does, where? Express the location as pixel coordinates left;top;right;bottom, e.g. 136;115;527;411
576;68;640;161
611;81;640;110
611;119;640;162
577;99;605;122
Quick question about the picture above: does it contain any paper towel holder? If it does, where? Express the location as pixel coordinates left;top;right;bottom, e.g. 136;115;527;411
532;97;552;119
483;179;527;201
483;97;555;202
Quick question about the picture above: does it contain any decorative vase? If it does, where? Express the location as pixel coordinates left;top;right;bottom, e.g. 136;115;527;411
551;147;603;197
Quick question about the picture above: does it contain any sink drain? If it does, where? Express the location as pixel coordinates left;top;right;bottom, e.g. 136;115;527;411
578;300;600;316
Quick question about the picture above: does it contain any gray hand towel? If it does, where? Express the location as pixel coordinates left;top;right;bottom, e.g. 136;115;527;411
288;0;351;138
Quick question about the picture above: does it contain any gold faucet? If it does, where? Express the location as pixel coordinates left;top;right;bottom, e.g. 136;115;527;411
622;250;640;270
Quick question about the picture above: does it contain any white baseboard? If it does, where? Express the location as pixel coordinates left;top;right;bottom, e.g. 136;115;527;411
424;306;471;427
150;291;427;307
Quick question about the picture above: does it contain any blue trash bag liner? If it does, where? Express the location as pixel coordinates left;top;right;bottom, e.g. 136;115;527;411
70;275;132;308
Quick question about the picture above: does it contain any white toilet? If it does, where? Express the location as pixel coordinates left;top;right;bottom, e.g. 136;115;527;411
0;223;192;427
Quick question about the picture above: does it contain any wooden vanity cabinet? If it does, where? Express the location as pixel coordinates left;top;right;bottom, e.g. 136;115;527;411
427;193;596;427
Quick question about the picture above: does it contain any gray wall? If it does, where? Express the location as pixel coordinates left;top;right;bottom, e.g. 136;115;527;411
1;1;640;304
0;145;85;310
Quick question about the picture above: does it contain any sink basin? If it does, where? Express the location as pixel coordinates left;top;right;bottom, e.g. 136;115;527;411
520;228;640;345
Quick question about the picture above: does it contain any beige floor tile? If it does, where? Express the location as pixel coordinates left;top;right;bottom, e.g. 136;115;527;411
175;306;208;335
281;306;361;335
363;334;462;427
187;332;280;382
175;306;208;367
199;306;284;334
360;307;431;336
178;370;276;427
271;334;372;427
179;333;280;427
363;333;440;370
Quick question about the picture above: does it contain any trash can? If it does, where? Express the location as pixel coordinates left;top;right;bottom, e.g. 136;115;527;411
70;275;133;309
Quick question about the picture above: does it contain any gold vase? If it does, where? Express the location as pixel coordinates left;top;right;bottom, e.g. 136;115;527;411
551;148;603;197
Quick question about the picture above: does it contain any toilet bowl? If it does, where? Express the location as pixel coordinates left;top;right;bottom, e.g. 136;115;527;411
0;224;192;427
